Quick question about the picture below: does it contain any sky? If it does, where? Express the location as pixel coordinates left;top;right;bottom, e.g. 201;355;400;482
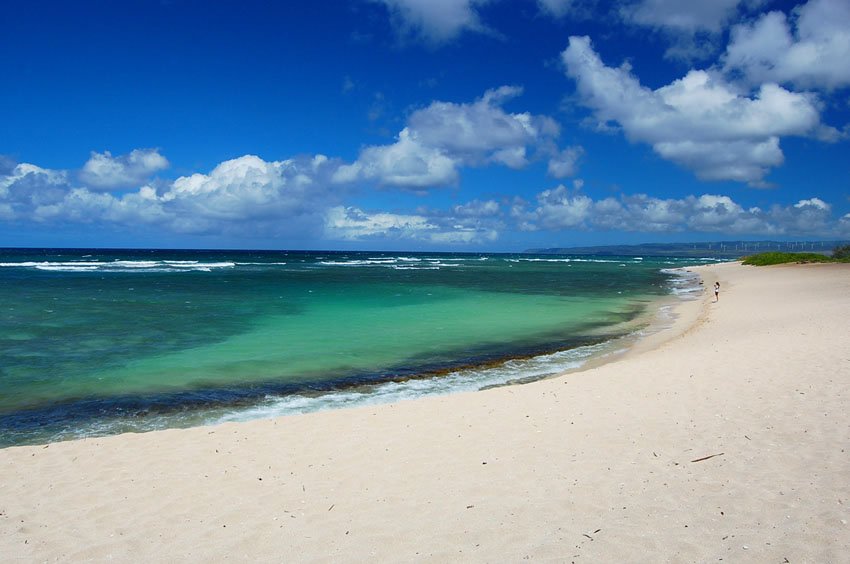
1;0;849;251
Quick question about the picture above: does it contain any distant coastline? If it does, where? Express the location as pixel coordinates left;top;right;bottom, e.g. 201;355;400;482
3;240;848;260
526;239;849;259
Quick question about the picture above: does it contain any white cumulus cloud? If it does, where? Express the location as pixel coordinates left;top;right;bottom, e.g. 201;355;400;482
3;151;509;244
157;154;341;234
80;148;169;190
372;0;493;44
2;153;345;238
562;35;829;185
407;86;557;165
6;147;847;245
794;197;830;210
0;163;72;219
325;204;499;244
548;146;584;178
621;0;744;33
325;206;436;240
537;0;577;18
334;128;460;188
513;185;845;237
619;0;753;60
723;0;850;90
340;86;561;189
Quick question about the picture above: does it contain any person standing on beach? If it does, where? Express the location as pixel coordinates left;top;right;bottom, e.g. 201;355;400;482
714;281;720;302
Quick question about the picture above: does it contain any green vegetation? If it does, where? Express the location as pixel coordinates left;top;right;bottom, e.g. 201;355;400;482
833;245;850;260
742;251;848;266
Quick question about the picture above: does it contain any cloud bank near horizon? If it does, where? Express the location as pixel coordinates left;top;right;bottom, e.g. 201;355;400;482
2;149;848;245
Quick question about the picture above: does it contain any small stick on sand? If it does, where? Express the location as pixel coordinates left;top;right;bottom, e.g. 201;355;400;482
691;453;725;463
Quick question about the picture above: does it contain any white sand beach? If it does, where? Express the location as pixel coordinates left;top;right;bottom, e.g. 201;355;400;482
2;261;849;562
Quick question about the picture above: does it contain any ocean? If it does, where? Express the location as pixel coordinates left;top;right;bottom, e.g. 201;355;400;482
0;248;712;447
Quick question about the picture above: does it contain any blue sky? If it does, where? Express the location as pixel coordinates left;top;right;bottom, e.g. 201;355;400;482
1;0;848;251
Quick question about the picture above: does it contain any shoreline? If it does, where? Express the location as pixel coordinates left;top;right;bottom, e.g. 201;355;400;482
544;264;714;378
0;266;702;447
2;261;849;561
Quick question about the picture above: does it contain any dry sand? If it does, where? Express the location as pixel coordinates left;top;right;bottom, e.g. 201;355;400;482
2;261;849;562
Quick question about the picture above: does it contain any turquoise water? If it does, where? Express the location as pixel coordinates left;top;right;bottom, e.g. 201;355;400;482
0;249;709;446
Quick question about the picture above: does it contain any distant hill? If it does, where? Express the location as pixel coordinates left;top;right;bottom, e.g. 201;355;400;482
524;241;848;259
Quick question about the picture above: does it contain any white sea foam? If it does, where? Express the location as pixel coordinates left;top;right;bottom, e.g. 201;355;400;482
570;258;622;263
318;258;461;269
370;256;421;262
1;261;103;267
662;267;704;299
513;257;639;264
212;341;618;425
35;265;99;272
1;260;235;273
317;259;388;266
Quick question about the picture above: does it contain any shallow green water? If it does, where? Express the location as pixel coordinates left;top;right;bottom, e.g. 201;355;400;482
0;249;708;445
